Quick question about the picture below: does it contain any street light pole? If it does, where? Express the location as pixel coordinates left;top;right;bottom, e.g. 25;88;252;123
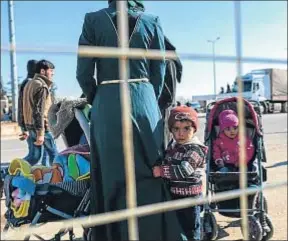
207;37;220;100
8;0;18;122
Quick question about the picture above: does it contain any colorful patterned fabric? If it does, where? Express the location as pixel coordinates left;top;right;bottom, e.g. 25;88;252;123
160;136;207;197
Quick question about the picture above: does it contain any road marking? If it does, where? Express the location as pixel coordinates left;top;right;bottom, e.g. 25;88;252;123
264;131;287;135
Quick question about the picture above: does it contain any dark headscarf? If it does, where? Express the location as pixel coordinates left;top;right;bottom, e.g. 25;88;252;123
26;59;38;78
108;0;145;11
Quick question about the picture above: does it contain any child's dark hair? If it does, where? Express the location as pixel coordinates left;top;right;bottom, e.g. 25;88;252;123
35;59;55;74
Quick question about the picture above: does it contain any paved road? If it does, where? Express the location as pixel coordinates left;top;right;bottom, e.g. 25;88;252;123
1;113;287;165
1;136;66;167
0;113;287;240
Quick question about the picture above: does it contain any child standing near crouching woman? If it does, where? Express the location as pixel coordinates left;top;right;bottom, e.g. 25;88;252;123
153;105;207;241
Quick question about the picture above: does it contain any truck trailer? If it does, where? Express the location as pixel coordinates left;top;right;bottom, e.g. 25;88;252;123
192;68;287;114
229;68;287;113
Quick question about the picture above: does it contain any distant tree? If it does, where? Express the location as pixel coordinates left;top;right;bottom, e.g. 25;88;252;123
50;82;57;103
5;77;22;97
0;76;6;98
0;76;3;90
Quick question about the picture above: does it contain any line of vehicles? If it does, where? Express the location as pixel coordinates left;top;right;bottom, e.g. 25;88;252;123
192;68;288;114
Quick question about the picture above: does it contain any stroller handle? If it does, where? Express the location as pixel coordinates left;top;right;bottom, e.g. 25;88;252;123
74;108;90;146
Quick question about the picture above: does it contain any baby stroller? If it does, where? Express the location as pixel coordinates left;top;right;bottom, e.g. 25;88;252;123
2;99;92;241
203;97;274;241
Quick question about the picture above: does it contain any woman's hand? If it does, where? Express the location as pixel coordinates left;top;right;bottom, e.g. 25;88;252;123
34;135;44;146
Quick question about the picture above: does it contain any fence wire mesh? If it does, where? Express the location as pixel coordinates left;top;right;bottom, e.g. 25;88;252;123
1;1;287;240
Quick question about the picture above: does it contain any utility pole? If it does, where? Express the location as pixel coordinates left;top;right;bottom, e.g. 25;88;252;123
207;37;220;100
8;0;18;122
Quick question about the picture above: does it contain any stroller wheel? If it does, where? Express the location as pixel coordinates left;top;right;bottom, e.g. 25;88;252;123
83;228;92;241
260;213;274;241
3;222;10;232
202;211;218;240
252;193;268;213
241;215;263;241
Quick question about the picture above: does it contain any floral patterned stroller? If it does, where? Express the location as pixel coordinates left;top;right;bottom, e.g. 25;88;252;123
2;99;92;241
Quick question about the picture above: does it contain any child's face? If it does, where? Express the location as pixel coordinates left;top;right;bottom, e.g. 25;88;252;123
171;120;195;144
223;126;239;139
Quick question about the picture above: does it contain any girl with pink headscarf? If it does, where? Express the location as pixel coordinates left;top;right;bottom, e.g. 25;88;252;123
213;110;255;172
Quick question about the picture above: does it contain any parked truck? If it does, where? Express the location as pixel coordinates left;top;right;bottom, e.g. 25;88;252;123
227;68;288;113
192;68;287;114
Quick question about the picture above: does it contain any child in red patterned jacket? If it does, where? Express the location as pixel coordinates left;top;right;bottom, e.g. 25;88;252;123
153;105;207;241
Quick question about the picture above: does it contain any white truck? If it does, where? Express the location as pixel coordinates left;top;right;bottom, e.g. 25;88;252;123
226;68;288;113
192;68;288;114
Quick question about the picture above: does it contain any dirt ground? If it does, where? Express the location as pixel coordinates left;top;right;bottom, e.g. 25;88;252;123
216;132;288;240
1;132;287;240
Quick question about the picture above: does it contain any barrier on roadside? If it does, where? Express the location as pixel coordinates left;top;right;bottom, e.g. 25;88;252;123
1;122;20;137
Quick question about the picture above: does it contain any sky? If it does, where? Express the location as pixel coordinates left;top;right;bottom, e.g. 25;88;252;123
1;1;287;100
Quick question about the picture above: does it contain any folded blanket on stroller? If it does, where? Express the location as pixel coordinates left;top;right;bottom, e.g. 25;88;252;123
8;158;36;218
48;98;89;139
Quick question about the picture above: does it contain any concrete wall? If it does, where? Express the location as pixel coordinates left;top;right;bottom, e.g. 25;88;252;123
1;122;20;137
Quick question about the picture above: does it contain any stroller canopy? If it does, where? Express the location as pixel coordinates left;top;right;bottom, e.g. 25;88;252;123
205;97;263;141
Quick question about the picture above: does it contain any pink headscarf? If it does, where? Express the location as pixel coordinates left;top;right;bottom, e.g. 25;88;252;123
219;109;239;132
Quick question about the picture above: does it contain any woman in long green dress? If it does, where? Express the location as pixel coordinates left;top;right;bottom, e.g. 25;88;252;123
76;1;183;240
